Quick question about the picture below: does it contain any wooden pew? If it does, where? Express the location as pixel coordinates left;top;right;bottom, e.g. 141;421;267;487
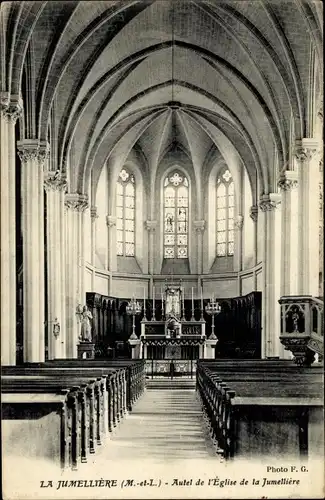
2;383;76;469
2;360;145;470
23;359;146;411
196;361;324;460
2;367;128;469
2;367;126;443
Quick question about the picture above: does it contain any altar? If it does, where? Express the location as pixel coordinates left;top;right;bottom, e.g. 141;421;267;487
128;281;218;365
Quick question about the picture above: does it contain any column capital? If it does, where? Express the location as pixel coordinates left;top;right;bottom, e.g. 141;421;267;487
234;215;244;229
295;139;319;162
44;170;67;192
249;205;258;222
106;215;116;227
259;193;281;212
0;91;10;112
2;95;23;123
90;206;99;220
17;140;50;165
17;140;39;163
193;220;206;233
65;193;88;211
278;170;298;191
38;142;50;165
144;220;157;232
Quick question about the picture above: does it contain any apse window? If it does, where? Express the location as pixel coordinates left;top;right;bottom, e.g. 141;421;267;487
216;169;234;256
116;169;135;256
164;171;189;258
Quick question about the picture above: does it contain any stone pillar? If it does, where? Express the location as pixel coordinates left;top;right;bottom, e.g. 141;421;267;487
106;215;117;272
90;206;98;290
278;171;298;295
295;140;320;296
234;215;244;291
145;220;157;275
193;220;205;275
249;206;258;289
17;140;47;362
65;194;88;358
44;171;67;359
1;94;22;365
259;194;282;358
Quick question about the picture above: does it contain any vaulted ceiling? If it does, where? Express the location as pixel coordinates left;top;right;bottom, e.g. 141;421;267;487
1;0;323;195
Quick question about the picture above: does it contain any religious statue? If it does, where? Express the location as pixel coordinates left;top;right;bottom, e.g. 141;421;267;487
79;305;93;342
292;310;300;333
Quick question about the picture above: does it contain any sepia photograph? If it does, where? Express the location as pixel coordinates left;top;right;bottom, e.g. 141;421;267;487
1;0;324;498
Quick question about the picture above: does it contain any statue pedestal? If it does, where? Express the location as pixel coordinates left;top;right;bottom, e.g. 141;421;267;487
128;338;141;359
205;336;218;359
77;342;95;359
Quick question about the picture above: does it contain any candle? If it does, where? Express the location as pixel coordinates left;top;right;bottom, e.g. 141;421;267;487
201;286;203;310
192;287;194;313
153;286;155;308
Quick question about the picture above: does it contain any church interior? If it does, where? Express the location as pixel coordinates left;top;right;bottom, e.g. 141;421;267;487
1;0;324;486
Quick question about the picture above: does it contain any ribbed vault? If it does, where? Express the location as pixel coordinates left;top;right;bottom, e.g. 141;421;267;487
1;0;323;196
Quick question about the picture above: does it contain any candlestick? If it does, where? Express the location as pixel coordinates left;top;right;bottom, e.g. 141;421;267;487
152;286;155;321
181;286;185;321
143;287;147;321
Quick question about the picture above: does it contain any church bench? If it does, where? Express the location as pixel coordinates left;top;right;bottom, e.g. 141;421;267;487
2;367;126;441
2;384;78;470
1;376;105;468
2;375;107;461
1;367;129;469
196;363;324;460
22;359;145;411
2;365;127;423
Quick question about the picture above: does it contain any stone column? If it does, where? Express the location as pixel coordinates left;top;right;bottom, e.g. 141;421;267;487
1;94;22;365
44;171;67;359
65;194;88;358
145;220;157;275
295;140;320;296
278;171;298;295
17;140;46;362
193;220;205;275
259;194;282;358
234;215;244;292
249;206;258;289
106;215;117;272
90;206;98;290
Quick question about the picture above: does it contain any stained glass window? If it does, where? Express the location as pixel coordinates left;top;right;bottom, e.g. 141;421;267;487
216;168;234;256
116;169;135;256
164;171;188;258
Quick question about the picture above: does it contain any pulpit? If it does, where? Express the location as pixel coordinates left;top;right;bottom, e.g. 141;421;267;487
77;342;95;359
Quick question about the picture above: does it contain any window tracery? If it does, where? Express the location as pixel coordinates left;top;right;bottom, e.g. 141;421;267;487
216;169;234;256
116;169;135;256
164;171;189;258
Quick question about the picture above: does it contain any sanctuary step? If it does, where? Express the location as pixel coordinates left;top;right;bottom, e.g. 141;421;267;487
79;388;218;468
145;378;196;390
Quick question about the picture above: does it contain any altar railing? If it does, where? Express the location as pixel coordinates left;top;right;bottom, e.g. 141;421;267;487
279;295;323;365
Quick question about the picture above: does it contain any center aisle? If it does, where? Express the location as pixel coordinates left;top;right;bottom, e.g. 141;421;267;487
81;383;218;468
